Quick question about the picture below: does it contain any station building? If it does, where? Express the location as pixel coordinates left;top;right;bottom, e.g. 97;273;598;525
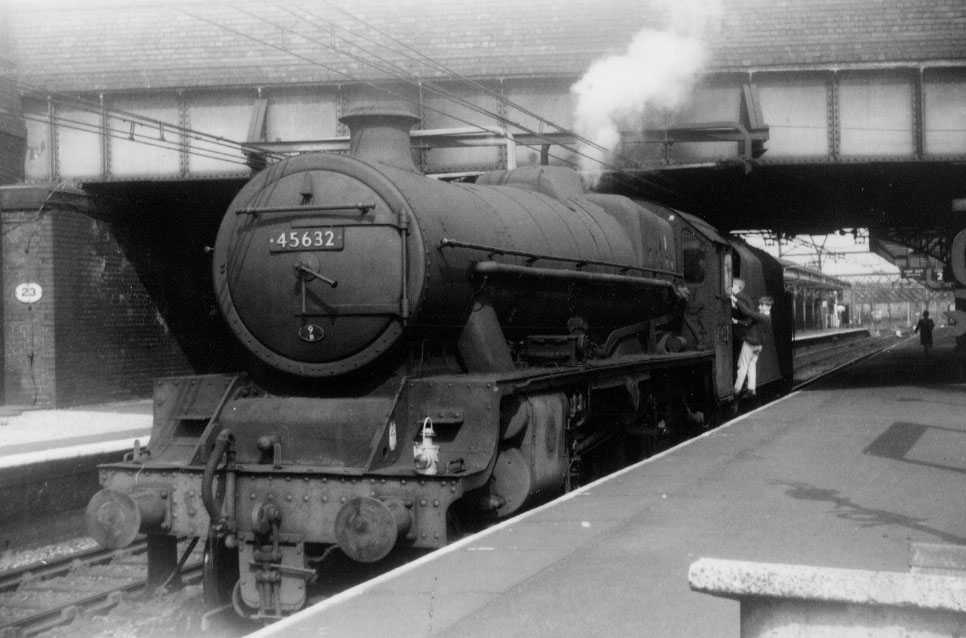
781;261;851;332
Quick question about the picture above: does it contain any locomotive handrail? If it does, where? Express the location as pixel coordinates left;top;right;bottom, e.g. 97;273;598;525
439;237;682;279
508;349;714;393
473;261;680;291
235;203;376;215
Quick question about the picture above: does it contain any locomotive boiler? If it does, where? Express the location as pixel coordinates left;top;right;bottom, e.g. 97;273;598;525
85;103;786;619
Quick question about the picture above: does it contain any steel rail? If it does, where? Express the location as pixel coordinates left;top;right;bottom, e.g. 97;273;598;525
0;540;147;593
791;331;876;371
790;334;889;392
0;541;202;637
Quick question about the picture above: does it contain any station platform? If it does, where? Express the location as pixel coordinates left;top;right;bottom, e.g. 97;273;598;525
0;399;152;550
791;326;868;345
254;328;966;637
0;399;152;468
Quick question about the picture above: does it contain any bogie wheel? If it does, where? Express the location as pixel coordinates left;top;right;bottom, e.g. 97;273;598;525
203;537;240;608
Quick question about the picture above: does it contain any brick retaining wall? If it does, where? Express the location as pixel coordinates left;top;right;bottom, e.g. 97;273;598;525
0;185;194;406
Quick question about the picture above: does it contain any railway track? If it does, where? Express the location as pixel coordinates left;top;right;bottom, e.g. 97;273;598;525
791;330;892;387
0;538;202;637
793;330;870;366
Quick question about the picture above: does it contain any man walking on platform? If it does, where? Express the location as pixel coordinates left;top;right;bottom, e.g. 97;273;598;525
733;295;774;399
915;310;935;355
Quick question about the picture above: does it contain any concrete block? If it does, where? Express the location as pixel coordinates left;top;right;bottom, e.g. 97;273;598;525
689;557;966;637
910;542;966;576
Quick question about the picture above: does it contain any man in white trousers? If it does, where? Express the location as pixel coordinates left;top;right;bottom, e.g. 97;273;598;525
733;295;773;399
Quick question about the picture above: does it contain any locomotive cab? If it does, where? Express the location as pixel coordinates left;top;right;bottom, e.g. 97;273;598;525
730;241;795;392
662;212;793;404
662;210;737;402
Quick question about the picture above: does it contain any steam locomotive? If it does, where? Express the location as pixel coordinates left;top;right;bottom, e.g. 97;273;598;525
85;103;792;619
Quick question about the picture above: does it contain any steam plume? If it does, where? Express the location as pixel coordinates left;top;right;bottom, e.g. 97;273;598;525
570;0;721;184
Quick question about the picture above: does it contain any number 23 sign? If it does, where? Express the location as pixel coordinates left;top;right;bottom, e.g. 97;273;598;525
15;282;43;304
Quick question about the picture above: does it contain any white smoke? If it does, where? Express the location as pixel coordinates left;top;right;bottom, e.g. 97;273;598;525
570;0;722;184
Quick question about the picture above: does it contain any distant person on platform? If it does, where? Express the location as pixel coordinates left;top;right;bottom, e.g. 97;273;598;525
733;295;774;400
914;310;935;355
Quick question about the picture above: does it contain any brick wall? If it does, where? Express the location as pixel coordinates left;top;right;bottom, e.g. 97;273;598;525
1;185;196;407
91;180;249;377
2;205;55;405
51;209;195;405
0;130;25;184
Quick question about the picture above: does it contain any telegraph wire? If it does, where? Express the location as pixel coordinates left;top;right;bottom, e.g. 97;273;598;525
270;3;598;168
267;2;679;197
239;4;673;194
11;77;284;162
186;7;581;172
309;0;611;155
184;7;629;175
0;106;255;169
256;7;534;131
212;4;674;197
14;110;253;166
270;4;583;154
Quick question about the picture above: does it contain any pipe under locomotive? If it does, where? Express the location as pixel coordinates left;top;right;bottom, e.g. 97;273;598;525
85;103;782;618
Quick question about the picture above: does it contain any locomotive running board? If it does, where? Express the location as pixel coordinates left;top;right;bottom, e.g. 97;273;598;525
419;350;714;396
508;350;714;393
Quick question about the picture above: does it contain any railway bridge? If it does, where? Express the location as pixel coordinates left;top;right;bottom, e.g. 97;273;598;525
0;0;964;406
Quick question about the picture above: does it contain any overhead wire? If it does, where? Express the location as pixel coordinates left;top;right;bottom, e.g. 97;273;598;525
185;6;618;174
247;3;673;194
185;7;577;171
7;108;251;167
0;106;256;168
10;76;284;163
311;0;611;155
28;3;606;168
269;2;600;164
286;1;679;195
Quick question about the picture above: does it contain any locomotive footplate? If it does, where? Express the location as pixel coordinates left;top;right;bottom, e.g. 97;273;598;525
232;471;465;552
92;466;467;553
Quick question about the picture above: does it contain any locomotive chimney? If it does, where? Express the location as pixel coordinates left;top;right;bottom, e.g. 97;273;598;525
340;104;421;173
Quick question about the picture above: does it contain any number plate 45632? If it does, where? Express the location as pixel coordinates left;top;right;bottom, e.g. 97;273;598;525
269;227;345;252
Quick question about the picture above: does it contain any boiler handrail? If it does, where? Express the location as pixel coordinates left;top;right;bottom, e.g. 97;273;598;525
440;237;682;279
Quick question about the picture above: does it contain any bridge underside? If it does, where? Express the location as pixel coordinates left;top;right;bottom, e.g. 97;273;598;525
75;158;964;269
605;160;966;263
82;178;245;222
